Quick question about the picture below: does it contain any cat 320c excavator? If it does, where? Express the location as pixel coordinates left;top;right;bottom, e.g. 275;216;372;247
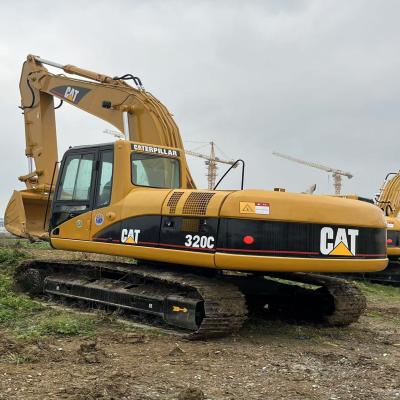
5;55;388;338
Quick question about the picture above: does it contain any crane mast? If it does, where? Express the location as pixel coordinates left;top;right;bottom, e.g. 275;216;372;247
272;151;353;195
185;141;235;189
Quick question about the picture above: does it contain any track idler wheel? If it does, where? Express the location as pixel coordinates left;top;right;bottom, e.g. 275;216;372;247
15;267;45;295
320;281;366;326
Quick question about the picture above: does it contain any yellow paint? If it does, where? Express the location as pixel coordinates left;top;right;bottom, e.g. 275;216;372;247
54;212;92;241
51;238;216;269
223;190;387;227
215;253;388;273
51;238;388;273
240;202;255;214
388;247;400;257
329;242;353;256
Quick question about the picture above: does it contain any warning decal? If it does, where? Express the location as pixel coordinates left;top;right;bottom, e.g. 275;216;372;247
255;202;270;215
240;202;270;215
240;202;255;213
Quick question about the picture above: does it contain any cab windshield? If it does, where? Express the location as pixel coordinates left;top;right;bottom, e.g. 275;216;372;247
132;153;180;188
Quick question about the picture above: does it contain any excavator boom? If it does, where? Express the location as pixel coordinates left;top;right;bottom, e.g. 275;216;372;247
6;55;195;239
375;172;400;217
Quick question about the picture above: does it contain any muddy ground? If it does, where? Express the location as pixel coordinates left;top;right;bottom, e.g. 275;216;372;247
0;243;399;400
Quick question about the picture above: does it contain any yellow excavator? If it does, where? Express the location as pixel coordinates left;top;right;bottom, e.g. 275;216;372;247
4;55;388;338
337;175;400;285
370;173;400;284
375;173;400;253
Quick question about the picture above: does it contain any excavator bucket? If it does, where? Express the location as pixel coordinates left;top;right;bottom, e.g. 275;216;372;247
4;190;50;240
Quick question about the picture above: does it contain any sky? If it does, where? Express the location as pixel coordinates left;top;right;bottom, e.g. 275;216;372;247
1;0;399;215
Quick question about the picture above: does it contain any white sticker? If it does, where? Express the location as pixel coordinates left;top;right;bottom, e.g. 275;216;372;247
132;143;179;157
95;214;104;226
387;223;394;228
184;234;215;249
255;202;270;215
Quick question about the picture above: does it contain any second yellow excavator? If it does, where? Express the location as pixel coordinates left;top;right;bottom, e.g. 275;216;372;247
368;173;400;284
336;174;400;285
4;55;388;338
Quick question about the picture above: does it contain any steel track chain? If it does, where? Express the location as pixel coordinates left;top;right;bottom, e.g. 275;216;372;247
15;260;248;339
268;272;366;326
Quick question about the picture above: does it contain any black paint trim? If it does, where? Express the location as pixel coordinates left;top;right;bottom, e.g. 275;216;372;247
217;218;386;259
387;230;400;248
94;215;387;259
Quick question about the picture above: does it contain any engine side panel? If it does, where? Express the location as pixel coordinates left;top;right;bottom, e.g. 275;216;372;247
73;214;387;272
217;218;386;259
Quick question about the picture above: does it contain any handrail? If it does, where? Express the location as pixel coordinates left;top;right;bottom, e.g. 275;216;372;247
213;159;245;190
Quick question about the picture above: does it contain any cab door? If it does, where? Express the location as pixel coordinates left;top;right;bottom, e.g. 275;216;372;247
50;150;96;240
89;148;114;236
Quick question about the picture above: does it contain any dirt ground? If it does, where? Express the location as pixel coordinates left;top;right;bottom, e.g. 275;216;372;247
0;245;399;400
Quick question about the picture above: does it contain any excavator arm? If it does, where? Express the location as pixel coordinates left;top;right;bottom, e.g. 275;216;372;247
375;172;400;217
5;55;195;239
20;54;195;188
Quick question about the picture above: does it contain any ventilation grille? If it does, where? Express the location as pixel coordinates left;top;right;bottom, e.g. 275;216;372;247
181;218;200;233
167;191;184;214
182;192;215;215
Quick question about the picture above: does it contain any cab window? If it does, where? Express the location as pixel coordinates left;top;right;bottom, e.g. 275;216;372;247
57;153;94;201
132;153;180;188
95;150;113;207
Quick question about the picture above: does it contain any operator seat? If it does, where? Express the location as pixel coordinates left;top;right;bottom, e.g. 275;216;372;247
98;181;111;206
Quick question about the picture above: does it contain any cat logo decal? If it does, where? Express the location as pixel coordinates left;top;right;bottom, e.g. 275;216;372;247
320;227;359;256
121;228;141;245
50;85;91;104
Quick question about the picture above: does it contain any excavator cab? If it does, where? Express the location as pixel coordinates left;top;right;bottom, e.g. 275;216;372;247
47;140;184;241
50;144;114;231
5;140;184;242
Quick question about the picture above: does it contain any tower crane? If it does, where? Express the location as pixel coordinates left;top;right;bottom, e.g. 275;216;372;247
103;134;236;190
185;141;236;189
272;151;353;195
103;128;124;139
